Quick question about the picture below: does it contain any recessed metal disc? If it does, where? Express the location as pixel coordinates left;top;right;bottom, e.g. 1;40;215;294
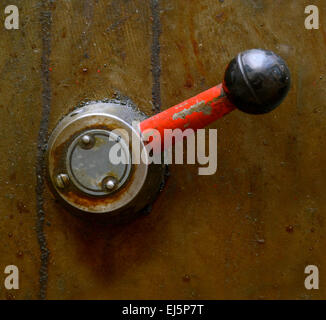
66;129;131;196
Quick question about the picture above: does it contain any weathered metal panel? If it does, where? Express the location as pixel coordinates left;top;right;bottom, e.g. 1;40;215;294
0;0;325;299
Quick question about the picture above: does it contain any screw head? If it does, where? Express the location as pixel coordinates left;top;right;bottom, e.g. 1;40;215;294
55;174;70;189
104;177;117;191
80;134;95;149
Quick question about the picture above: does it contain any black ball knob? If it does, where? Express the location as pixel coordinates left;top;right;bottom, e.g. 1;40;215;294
223;49;291;114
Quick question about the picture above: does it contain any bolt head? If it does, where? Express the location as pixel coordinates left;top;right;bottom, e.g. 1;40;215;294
82;135;91;144
55;174;69;189
80;134;95;149
104;177;117;191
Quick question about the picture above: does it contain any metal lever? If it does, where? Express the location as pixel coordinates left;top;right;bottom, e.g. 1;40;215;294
140;49;291;147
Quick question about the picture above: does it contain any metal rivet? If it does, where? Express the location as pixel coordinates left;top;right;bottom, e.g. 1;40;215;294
55;174;70;189
80;134;94;149
81;135;91;144
104;177;117;191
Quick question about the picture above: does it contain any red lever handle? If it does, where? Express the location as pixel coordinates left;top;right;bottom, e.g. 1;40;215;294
139;49;291;149
140;84;235;142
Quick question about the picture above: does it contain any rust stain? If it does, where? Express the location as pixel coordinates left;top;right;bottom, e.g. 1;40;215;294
17;201;30;214
321;28;326;47
176;41;196;89
188;5;206;77
63;169;134;209
185;74;194;88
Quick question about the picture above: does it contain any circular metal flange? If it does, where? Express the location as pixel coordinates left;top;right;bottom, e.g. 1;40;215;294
46;101;165;221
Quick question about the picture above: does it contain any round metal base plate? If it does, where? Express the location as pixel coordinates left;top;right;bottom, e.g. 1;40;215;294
47;101;165;221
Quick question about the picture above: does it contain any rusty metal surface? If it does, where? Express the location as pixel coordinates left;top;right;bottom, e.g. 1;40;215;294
0;0;326;299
